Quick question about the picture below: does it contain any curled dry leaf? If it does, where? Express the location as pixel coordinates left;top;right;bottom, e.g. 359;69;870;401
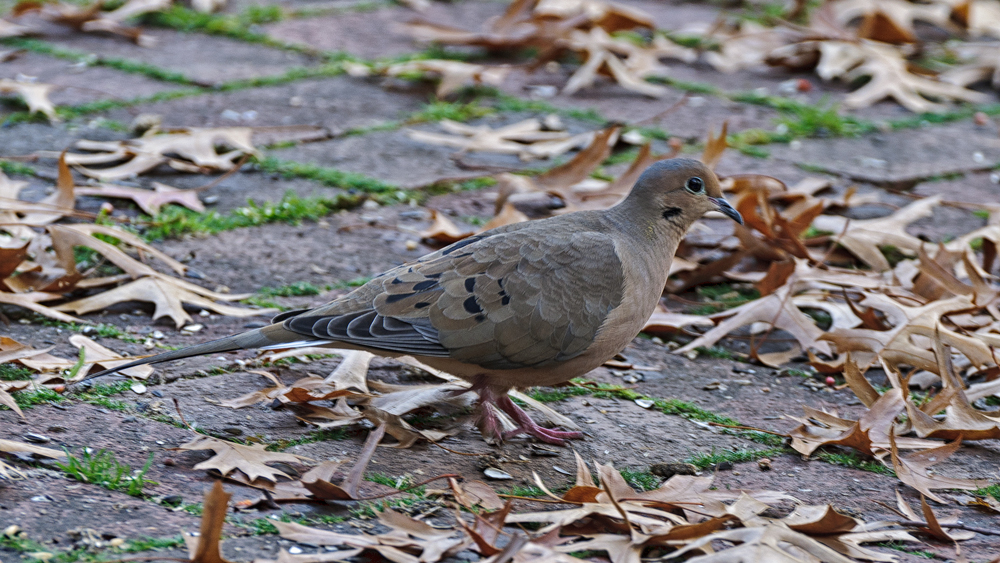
407;118;595;161
888;431;986;503
43;127;260;181
420;203;528;245
381;59;510;97
0;79;57;121
14;0;160;45
828;0;952;44
74;182;205;215
185;481;233;563
272;504;468;562
175;434;310;483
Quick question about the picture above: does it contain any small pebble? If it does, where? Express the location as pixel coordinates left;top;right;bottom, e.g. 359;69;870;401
24;433;50;444
717;461;733;471
109;538;125;547
650;462;697;479
151;390;164;398
162;459;176;467
974;111;990;126
122;416;138;423
758;458;772;471
483;468;513;480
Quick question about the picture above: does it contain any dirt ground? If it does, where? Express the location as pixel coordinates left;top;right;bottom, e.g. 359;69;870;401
2;0;1000;562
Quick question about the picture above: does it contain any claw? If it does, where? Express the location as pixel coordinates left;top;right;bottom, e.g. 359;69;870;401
473;380;583;445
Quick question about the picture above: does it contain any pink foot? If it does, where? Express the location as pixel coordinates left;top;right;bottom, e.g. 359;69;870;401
472;380;583;446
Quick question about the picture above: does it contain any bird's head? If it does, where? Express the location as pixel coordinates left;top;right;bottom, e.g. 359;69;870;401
618;158;742;231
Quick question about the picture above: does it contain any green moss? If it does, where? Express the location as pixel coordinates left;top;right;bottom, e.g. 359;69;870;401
691;284;760;315
331;276;373;290
499;485;546;497
11;387;65;409
527;385;592;402
139;191;366;240
0;364;34;381
815;451;895;476
265;428;348;451
0;159;37;176
974;483;1000;500
57;449;157;497
0;38;196;85
618;468;660;492
254;158;405;198
259;281;321;297
686;447;787;469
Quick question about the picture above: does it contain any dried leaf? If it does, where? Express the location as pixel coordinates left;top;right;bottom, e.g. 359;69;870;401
676;281;832;366
46;127;260;180
888;431;985;503
185;481;233;563
0;78;57;121
407;119;594;161
176;434;309;483
75;182;205;215
384;60;510;97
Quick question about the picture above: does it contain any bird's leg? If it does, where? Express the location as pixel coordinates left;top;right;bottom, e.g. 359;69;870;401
493;394;583;446
469;376;582;446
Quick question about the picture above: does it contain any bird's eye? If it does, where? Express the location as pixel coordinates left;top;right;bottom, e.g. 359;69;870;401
685;177;704;194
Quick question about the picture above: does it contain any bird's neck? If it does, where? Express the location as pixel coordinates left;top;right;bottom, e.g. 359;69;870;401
603;203;684;282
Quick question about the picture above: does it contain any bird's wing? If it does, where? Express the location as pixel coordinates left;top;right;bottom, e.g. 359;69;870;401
283;225;625;370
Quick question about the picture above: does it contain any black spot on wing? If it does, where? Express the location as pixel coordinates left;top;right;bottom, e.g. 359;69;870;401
415;302;431;309
385;293;411;304
464;277;476;292
413;280;436;291
463;296;482;314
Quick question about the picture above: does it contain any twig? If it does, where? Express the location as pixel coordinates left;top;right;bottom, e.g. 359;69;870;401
635;93;689;126
893;520;1000;536
172;398;193;431
496;494;568;504
189;154;248;192
707;422;789;437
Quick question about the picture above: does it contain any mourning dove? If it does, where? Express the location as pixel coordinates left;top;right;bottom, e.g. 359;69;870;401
85;159;742;444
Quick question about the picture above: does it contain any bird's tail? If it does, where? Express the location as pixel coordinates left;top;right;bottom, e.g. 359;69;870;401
78;324;296;383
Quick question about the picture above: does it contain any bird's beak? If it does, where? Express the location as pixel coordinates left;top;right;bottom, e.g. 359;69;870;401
709;197;743;224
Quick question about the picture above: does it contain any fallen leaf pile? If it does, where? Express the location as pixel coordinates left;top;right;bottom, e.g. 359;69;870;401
9;0;227;46
38;126;261;181
0;155;275;330
178;449;969;563
0;333;157;418
401;0;694;97
399;0;1000;111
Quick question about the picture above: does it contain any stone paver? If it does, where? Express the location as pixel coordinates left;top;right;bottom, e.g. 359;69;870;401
768;119;1000;187
37;27;316;86
99;75;427;132
263;0;506;59
0;52;185;109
